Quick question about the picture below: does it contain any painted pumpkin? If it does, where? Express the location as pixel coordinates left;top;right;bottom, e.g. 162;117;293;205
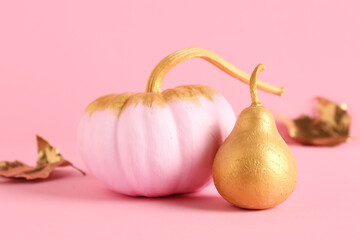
77;47;283;197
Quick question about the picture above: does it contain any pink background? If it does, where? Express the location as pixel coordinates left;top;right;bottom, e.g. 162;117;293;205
0;0;359;239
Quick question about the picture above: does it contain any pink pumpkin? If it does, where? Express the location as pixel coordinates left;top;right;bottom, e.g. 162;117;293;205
77;47;284;197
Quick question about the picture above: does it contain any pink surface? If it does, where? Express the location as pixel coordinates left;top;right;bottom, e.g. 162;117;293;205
1;142;360;239
0;0;360;239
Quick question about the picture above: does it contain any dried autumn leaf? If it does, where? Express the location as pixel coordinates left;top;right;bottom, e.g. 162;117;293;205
0;135;85;180
277;97;351;146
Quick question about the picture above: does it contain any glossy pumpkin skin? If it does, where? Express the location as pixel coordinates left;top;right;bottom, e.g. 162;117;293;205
77;85;236;197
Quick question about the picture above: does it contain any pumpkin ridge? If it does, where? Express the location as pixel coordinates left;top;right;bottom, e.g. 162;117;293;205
165;101;184;194
109;104;128;193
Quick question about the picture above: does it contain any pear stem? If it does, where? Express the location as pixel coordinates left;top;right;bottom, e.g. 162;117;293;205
250;64;266;106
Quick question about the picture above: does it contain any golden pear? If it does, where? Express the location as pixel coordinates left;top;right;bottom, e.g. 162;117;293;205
213;64;297;209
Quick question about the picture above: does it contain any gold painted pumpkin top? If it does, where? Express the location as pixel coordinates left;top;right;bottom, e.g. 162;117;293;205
84;47;285;116
85;84;220;116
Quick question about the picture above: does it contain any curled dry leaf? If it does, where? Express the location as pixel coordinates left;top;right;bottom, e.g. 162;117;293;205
0;135;86;180
277;97;351;146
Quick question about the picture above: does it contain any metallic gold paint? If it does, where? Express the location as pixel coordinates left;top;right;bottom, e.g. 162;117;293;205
0;135;85;180
277;97;351;146
146;47;285;96
85;84;220;116
213;64;297;209
85;47;286;117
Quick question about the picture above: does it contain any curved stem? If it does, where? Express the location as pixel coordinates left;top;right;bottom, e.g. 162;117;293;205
250;64;266;106
146;47;284;96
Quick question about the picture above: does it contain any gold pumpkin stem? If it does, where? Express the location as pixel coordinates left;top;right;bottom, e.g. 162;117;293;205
146;47;284;96
250;64;266;106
